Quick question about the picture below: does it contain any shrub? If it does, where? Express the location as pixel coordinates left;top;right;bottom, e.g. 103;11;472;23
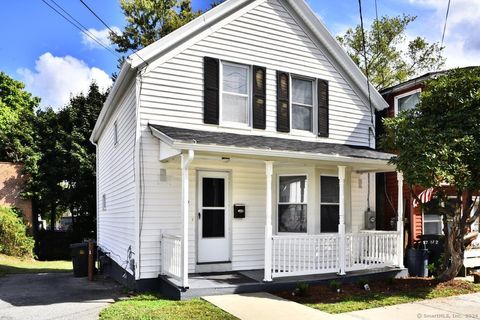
329;280;341;292
0;206;34;257
293;282;309;297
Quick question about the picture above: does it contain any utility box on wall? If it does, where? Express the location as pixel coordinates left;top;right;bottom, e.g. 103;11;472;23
234;204;246;219
365;210;376;230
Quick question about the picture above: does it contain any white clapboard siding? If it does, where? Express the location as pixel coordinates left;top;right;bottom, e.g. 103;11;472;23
139;0;373;147
350;172;376;232
97;82;137;274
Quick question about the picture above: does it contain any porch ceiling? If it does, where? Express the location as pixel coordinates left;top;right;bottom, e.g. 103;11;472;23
149;124;396;172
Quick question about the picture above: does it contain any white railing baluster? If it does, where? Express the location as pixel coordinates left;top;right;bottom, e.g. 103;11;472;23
160;233;182;282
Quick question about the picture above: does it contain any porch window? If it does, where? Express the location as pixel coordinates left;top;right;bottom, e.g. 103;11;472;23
221;62;250;125
278;175;307;233
320;176;340;233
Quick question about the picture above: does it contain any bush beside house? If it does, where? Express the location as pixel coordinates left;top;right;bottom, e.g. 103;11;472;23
0;206;34;257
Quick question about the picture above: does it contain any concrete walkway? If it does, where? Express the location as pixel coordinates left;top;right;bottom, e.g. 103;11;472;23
0;273;123;320
203;292;480;320
203;292;336;320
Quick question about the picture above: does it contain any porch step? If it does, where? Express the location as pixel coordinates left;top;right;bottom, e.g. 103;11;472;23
157;267;408;300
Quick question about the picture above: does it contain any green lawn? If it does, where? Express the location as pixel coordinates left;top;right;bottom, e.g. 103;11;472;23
0;254;72;276
277;278;480;314
99;294;237;320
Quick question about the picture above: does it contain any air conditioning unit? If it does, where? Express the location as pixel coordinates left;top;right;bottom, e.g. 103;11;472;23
365;210;376;230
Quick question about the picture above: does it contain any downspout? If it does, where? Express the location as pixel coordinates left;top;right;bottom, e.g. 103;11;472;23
181;150;194;288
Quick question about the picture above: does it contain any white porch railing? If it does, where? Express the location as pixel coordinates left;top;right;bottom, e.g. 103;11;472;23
346;231;398;271
272;234;339;277
160;234;182;281
271;231;399;278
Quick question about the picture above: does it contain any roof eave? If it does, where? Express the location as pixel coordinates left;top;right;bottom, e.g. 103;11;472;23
90;60;136;143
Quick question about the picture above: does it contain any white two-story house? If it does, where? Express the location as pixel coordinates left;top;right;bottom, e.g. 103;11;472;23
90;0;406;298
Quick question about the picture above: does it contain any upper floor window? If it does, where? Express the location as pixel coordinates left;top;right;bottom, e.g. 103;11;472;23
395;89;421;115
221;62;250;126
292;77;314;132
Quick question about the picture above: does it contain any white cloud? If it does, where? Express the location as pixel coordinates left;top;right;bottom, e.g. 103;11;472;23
81;26;120;49
408;0;480;68
17;52;113;109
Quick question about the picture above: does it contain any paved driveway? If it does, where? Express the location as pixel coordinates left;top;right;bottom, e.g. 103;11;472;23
0;273;123;320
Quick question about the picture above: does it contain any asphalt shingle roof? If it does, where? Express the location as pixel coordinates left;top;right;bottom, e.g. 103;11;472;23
149;124;394;161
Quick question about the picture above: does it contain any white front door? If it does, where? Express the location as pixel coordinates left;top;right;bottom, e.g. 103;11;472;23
197;171;230;263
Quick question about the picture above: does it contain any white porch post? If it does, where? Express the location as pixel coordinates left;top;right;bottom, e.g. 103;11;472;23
264;161;274;282
338;166;346;275
396;171;404;268
180;150;194;288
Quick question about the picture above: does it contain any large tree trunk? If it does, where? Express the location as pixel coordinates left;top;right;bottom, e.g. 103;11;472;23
50;206;56;231
438;221;464;281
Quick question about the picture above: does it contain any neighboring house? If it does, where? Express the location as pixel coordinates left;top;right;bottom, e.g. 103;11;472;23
0;162;33;231
91;0;405;297
376;70;480;251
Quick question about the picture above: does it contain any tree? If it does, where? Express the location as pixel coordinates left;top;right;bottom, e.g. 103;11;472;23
110;0;201;54
110;0;225;54
0;72;40;165
337;15;445;90
382;67;480;281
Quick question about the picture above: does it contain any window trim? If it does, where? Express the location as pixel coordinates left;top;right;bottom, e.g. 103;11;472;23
394;88;421;116
113;120;118;146
290;75;317;136
219;61;252;128
277;173;309;234
319;174;340;233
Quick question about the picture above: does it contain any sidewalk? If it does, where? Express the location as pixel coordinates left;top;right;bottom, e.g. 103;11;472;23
203;292;480;320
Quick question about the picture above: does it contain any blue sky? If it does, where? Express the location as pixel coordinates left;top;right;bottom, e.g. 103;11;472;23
1;0;478;108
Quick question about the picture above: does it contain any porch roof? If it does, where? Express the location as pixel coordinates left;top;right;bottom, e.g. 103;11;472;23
149;124;396;168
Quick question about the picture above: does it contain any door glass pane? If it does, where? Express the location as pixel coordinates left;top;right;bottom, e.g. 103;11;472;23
223;64;248;94
203;209;225;238
222;93;248;124
279;176;307;203
278;204;307;233
292;78;313;105
202;178;225;207
321;205;339;232
292;105;312;131
321;176;339;203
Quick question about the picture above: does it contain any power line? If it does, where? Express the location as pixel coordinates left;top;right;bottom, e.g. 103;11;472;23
40;0;120;59
78;0;149;66
441;0;451;48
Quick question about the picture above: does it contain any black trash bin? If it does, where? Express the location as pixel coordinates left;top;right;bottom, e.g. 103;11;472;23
70;243;88;277
406;248;429;277
419;234;445;273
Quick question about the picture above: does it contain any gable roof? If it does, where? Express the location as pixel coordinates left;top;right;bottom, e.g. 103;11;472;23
91;0;388;143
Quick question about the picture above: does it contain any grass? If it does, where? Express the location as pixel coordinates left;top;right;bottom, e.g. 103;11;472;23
99;294;237;320
0;253;72;276
277;278;480;314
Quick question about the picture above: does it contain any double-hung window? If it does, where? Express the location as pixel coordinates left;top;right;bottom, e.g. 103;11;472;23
320;176;340;233
221;62;250;125
278;175;307;233
292;77;314;132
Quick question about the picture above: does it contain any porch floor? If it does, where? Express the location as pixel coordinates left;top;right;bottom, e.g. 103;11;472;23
161;267;408;299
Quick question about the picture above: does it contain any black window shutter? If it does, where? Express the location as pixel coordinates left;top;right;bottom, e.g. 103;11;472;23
252;66;267;129
277;71;290;133
318;79;329;137
204;57;220;125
